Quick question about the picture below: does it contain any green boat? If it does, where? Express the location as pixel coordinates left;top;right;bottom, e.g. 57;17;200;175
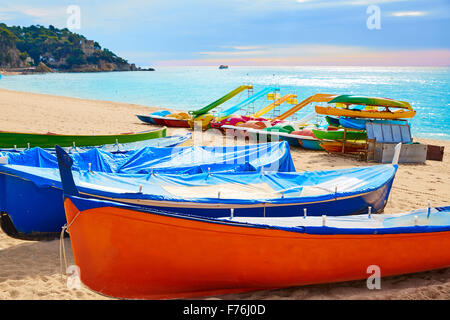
264;124;295;134
0;127;167;148
329;95;410;108
312;129;367;141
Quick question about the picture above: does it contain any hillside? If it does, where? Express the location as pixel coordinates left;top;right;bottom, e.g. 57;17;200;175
0;25;28;69
0;24;152;72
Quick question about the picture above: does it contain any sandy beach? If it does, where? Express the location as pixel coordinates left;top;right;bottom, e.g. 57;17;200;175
0;87;449;300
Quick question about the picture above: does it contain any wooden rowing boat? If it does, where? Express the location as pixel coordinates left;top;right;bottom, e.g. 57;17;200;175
63;195;450;299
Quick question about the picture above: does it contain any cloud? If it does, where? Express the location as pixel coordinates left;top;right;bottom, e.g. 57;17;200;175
231;0;409;14
198;44;369;59
0;4;66;25
158;44;450;66
391;11;428;17
228;46;263;50
346;0;406;5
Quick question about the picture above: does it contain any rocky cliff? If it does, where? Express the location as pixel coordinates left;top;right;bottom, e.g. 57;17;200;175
0;24;153;73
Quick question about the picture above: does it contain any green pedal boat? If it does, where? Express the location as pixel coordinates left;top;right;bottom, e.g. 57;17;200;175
0;127;167;148
312;129;367;141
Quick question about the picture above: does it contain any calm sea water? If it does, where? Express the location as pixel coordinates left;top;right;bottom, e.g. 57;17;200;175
1;66;449;140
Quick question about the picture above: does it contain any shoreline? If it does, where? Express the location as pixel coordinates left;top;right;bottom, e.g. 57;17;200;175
0;88;448;300
0;87;449;143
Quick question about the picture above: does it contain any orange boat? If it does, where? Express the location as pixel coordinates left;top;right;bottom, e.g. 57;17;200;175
321;140;367;153
64;195;450;300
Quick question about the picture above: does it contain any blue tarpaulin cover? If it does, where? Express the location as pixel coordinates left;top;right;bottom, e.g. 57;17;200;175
0;141;295;174
0;163;397;205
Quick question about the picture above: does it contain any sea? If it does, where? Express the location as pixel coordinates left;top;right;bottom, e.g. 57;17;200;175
0;66;449;140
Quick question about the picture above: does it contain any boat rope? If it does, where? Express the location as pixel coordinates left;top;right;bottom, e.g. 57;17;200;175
59;210;82;278
59;226;68;278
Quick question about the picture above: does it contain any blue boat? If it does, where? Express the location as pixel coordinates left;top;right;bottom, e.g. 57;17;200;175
0;142;296;238
137;110;171;125
276;132;323;150
339;118;408;131
0;141;294;174
0;142;397;238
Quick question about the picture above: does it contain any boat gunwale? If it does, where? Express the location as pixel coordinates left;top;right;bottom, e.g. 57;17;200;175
0;126;166;138
315;106;417;119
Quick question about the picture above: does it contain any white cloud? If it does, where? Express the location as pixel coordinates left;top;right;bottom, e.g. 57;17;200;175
346;0;406;5
198;44;369;59
0;4;66;26
391;11;428;17
158;47;450;67
234;0;407;13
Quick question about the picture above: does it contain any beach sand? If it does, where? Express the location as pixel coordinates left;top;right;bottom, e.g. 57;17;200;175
0;87;449;300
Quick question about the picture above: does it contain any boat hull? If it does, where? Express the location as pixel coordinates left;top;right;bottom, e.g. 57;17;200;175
187;114;214;130
329;95;411;108
312;129;367;140
248;131;324;150
151;117;167;126
64;197;450;300
315;106;416;120
162;118;190;128
321;141;367;153
0;168;395;237
136;115;155;124
0;128;167;148
297;138;323;150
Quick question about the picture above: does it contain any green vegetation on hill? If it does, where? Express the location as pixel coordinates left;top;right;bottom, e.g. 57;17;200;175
0;23;143;72
0;24;26;68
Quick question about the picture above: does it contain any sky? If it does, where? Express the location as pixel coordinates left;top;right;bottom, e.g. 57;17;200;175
0;0;449;67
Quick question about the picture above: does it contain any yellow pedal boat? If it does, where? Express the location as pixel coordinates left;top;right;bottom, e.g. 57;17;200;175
315;95;417;119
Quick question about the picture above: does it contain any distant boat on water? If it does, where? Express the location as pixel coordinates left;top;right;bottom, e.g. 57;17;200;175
218;65;229;69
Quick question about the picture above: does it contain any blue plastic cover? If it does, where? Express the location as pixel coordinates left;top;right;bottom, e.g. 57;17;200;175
0;163;397;205
1;141;295;174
